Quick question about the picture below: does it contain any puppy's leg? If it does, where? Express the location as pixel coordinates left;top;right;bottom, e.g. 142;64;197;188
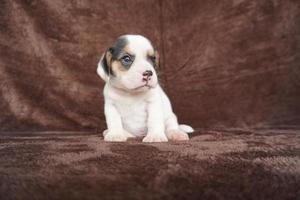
104;101;128;142
143;100;168;142
165;113;189;141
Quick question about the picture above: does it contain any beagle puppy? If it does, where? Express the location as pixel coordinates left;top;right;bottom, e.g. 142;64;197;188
97;34;193;142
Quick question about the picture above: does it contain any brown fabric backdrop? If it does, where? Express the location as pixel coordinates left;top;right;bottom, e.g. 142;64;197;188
0;0;300;132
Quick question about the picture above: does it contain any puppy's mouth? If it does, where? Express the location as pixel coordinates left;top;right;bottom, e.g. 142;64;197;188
133;83;153;90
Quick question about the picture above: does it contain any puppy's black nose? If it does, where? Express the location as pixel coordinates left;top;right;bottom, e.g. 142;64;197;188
143;70;153;77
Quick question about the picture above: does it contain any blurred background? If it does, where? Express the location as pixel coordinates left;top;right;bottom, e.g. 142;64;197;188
0;0;299;132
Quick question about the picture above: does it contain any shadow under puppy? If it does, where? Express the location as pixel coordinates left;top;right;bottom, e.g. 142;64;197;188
97;34;193;142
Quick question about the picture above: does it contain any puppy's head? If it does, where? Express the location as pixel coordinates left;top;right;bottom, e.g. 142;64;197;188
97;35;159;93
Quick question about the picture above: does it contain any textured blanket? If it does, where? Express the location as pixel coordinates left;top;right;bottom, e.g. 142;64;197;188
0;130;299;200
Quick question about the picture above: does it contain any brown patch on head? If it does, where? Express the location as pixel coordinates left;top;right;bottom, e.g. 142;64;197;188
147;49;155;56
147;50;160;69
123;44;134;56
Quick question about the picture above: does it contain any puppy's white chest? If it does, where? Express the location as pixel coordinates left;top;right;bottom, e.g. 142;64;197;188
114;99;148;136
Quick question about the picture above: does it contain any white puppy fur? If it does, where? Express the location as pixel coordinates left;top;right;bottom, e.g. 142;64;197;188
97;35;193;142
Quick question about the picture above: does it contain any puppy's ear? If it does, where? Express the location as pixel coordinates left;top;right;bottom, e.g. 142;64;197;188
153;50;161;78
97;48;114;82
154;50;160;69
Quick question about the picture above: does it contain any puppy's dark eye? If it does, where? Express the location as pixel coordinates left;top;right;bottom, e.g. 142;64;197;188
121;55;133;66
149;56;156;64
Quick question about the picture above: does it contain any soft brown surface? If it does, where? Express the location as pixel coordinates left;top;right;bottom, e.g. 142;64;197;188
0;130;299;200
1;0;300;131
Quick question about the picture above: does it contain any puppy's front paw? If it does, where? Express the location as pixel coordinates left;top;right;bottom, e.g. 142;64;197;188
142;134;168;143
104;131;127;142
166;129;189;141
